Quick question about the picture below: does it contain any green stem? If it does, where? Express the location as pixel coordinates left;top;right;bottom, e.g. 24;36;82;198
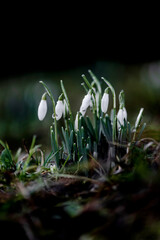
39;81;59;164
101;77;116;142
60;80;73;122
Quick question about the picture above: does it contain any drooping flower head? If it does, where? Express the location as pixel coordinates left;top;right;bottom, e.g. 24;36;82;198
101;88;109;114
38;93;47;121
80;90;92;116
54;93;65;121
117;107;127;129
50;163;57;173
119;90;125;109
117;90;127;129
55;100;64;120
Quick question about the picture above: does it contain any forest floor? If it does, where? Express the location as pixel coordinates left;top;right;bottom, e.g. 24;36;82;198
1;136;160;240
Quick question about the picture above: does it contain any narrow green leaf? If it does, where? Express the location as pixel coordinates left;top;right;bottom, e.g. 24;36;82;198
60;80;72;118
86;116;96;139
30;135;36;150
127;121;132;142
81;82;88;93
69;130;74;152
76;130;82;156
100;118;112;142
0;148;14;170
0;139;6;148
44;149;62;165
50;126;59;166
137;122;146;140
88;70;102;94
81;74;92;89
62;127;70;156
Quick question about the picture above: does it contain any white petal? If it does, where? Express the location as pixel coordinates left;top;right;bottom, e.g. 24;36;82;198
80;93;91;113
80;107;86;116
74;113;79;131
89;94;95;108
50;164;57;173
38;99;47;121
123;107;127;122
55;100;64;120
101;93;109;113
117;109;124;128
117;107;127;129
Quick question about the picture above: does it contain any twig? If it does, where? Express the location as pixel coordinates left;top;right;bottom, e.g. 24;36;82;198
52;173;103;185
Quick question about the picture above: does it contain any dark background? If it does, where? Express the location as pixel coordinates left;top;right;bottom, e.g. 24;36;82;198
1;8;160;79
1;8;160;150
1;32;160;79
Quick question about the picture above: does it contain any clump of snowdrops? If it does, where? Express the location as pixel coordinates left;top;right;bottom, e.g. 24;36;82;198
37;70;145;175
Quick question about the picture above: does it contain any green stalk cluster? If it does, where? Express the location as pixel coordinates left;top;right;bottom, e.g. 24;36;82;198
38;71;145;172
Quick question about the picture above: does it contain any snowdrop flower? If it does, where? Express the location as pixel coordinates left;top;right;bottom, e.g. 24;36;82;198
117;107;127;129
55;100;64;120
89;94;95;108
38;93;47;121
101;88;109;113
117;90;127;129
80;91;91;116
50;163;57;173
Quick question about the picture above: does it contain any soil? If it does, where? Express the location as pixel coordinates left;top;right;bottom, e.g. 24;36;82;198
1;139;160;240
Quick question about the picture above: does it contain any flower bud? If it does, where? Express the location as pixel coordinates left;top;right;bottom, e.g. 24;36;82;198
50;163;57;173
38;93;47;121
117;107;127;129
101;92;109;113
55;100;64;120
74;113;79;131
80;92;91;116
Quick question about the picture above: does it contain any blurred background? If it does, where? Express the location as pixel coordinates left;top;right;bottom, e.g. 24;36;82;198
0;9;160;151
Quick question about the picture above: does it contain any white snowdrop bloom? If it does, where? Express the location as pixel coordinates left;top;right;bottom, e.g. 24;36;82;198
123;107;127;122
38;95;47;121
117;107;127;129
80;92;91;116
101;92;109;113
55;100;64;120
50;163;57;173
89;94;95;108
74;113;79;131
